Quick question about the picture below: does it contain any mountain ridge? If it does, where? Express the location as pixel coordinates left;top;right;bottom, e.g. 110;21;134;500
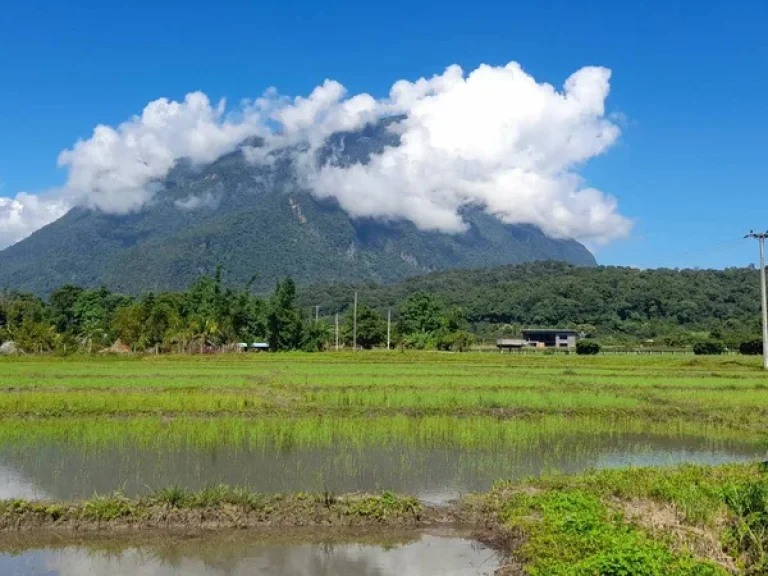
0;124;597;295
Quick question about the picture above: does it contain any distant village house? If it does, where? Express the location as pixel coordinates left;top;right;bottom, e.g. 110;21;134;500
237;342;271;352
497;329;579;351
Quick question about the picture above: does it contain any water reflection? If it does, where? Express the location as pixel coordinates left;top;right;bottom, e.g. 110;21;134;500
0;431;762;505
0;533;500;576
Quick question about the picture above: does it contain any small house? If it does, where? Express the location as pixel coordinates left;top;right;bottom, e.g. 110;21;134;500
522;329;578;349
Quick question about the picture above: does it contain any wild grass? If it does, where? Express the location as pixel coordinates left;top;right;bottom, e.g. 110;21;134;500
0;487;423;525
474;463;768;574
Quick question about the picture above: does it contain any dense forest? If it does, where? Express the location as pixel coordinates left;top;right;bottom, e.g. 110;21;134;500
0;261;763;353
0;267;472;354
300;261;763;348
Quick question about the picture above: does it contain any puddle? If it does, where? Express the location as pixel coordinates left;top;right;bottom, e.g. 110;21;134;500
1;419;763;505
0;531;501;575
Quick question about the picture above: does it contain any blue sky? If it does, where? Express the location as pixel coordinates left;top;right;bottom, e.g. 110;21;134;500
1;0;766;268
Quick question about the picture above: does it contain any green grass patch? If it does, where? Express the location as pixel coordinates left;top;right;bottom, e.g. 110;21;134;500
476;463;768;574
500;490;725;575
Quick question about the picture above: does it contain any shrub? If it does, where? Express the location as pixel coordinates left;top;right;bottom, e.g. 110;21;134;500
740;339;763;356
576;340;600;355
436;330;475;352
693;341;725;355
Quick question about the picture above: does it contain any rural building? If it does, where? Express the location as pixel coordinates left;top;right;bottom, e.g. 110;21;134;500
522;329;578;348
249;342;270;352
496;329;579;351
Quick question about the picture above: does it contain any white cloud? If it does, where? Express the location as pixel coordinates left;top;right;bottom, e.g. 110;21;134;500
57;91;265;214
0;191;69;249
0;60;631;250
304;63;630;243
174;190;220;211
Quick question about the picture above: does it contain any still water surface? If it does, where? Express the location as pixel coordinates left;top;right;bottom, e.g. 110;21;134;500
0;532;501;576
0;424;762;504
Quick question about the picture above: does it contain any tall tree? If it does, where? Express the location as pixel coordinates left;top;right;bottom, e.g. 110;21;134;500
49;285;85;333
111;304;144;348
267;279;305;351
344;303;386;349
397;292;445;336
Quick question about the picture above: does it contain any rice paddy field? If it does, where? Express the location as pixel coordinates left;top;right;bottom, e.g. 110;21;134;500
2;351;768;574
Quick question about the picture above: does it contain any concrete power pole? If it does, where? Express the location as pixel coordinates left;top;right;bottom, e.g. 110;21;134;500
387;309;391;350
335;313;339;351
315;305;319;322
353;292;358;351
747;231;768;370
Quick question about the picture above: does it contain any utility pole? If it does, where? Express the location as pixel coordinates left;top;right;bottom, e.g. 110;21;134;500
315;305;319;322
387;309;391;350
747;231;768;370
335;313;339;351
353;292;358;351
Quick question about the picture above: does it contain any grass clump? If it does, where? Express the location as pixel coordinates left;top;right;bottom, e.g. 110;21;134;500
151;485;190;509
722;477;768;574
346;491;422;521
81;492;135;521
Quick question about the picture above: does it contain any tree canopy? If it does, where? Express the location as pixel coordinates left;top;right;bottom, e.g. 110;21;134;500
0;261;764;353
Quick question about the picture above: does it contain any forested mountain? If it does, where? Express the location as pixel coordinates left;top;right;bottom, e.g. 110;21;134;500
0;122;594;296
299;261;763;345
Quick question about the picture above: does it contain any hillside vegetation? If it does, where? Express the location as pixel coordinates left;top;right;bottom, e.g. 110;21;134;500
300;261;762;346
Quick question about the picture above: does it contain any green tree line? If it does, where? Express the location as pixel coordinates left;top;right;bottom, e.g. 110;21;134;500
1;261;764;353
0;268;473;353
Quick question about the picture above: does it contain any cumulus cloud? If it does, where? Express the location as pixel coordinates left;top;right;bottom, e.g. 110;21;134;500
58;91;265;213
303;63;630;242
0;92;266;248
272;79;380;144
0;60;632;249
0;191;69;248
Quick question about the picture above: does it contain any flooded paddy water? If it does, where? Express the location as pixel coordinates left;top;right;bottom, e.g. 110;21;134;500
0;415;763;504
2;357;768;574
0;530;502;575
